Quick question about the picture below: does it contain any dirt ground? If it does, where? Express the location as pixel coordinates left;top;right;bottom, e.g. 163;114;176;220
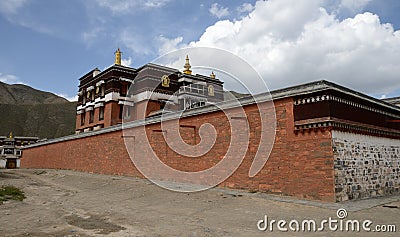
0;169;399;237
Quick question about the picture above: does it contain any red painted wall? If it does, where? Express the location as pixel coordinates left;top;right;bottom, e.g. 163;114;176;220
21;98;335;202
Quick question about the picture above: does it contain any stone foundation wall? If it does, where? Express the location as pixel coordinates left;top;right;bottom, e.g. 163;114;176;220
332;131;400;202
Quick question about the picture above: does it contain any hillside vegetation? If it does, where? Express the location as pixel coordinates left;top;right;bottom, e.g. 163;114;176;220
0;82;76;139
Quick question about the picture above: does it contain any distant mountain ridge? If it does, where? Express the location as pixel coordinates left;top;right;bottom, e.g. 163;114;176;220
0;81;68;104
0;82;76;139
223;90;250;101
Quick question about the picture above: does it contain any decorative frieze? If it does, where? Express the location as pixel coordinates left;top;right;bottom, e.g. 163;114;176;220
295;120;400;137
294;94;400;118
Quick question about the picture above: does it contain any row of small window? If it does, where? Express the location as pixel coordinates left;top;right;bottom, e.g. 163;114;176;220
119;105;131;120
181;98;206;110
80;107;105;126
82;85;105;104
179;84;206;95
0;141;32;146
0;148;22;156
178;84;215;96
81;84;130;104
1;141;14;146
186;101;206;110
80;105;131;126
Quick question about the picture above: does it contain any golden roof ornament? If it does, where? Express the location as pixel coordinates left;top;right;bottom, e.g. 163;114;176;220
9;132;13;139
114;48;122;65
183;55;192;75
210;71;216;79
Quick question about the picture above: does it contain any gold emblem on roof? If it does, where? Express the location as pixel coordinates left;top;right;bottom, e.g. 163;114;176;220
161;75;170;87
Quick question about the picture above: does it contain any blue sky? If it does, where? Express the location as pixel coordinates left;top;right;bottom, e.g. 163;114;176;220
0;0;400;100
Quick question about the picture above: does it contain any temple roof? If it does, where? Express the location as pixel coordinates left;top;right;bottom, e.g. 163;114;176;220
383;96;400;106
256;80;400;113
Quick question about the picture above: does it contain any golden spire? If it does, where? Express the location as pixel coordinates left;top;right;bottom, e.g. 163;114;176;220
9;132;13;139
183;55;192;75
210;71;216;79
114;48;122;65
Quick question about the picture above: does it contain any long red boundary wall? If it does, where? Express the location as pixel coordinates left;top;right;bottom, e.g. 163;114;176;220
21;98;335;202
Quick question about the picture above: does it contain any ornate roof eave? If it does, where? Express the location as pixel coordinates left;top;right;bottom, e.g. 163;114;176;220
79;65;137;88
254;80;400;113
179;73;224;84
294;117;400;138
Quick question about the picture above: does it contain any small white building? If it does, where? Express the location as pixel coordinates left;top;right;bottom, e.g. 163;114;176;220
0;133;39;169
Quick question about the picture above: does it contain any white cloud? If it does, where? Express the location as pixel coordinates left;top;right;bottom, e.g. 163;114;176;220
119;29;153;55
82;27;104;46
157;35;184;55
95;0;170;14
143;0;170;8
0;73;24;84
121;57;132;67
0;0;54;36
236;3;254;14
176;0;400;95
209;3;229;19
340;0;372;12
68;95;79;102
0;0;27;15
55;93;78;102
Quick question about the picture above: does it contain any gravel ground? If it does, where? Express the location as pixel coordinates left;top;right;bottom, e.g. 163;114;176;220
0;169;399;237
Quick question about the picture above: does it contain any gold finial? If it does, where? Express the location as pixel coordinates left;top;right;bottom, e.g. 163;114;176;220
183;55;192;75
9;132;13;139
114;48;122;65
210;71;216;79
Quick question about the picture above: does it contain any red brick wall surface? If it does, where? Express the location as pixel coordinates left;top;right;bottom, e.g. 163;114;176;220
21;98;335;202
106;102;121;127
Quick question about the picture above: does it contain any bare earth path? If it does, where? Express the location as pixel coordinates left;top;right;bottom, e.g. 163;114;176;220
0;169;399;237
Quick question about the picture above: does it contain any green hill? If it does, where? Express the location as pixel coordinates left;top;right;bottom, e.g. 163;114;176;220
0;81;68;104
0;82;76;139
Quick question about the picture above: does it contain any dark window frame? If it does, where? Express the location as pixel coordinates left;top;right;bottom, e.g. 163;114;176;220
99;107;104;121
81;113;85;126
89;110;94;123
